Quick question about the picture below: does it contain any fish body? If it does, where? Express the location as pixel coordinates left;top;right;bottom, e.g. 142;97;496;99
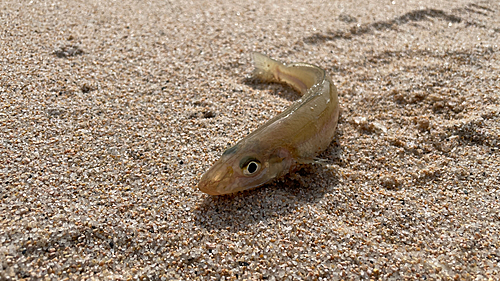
198;53;340;195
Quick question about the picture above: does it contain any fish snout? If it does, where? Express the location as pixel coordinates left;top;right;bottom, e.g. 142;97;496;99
198;165;234;195
198;179;222;195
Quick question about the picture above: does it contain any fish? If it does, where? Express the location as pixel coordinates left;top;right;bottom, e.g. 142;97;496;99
198;53;340;195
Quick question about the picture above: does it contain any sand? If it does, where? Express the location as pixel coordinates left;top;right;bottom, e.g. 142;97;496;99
1;0;499;279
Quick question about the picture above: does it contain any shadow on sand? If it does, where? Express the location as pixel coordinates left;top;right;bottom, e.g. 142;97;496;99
241;76;302;102
192;164;340;233
192;131;344;233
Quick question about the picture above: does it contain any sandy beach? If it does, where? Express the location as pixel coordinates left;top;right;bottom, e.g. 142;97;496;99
1;0;499;279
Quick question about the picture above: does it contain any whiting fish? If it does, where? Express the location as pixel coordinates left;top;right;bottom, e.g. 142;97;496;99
198;53;340;195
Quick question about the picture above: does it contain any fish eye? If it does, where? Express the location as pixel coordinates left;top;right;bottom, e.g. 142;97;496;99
243;161;261;175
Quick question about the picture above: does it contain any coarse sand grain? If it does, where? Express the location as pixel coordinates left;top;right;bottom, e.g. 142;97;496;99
1;0;499;279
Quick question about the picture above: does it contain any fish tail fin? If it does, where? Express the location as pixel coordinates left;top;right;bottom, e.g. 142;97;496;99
252;52;283;82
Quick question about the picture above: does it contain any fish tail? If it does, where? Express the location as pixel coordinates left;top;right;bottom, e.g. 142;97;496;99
252;52;283;82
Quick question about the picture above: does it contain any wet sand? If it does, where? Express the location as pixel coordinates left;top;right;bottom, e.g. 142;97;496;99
1;0;499;279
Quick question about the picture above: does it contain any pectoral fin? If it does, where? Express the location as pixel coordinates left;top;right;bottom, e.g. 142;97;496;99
268;148;293;178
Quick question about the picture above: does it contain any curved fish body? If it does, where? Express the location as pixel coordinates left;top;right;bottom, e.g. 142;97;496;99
198;53;340;195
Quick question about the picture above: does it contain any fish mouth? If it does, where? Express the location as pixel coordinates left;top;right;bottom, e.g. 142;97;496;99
198;164;235;195
198;172;233;195
198;179;222;195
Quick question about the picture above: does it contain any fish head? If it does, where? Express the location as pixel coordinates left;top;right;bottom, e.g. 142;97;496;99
198;143;293;195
